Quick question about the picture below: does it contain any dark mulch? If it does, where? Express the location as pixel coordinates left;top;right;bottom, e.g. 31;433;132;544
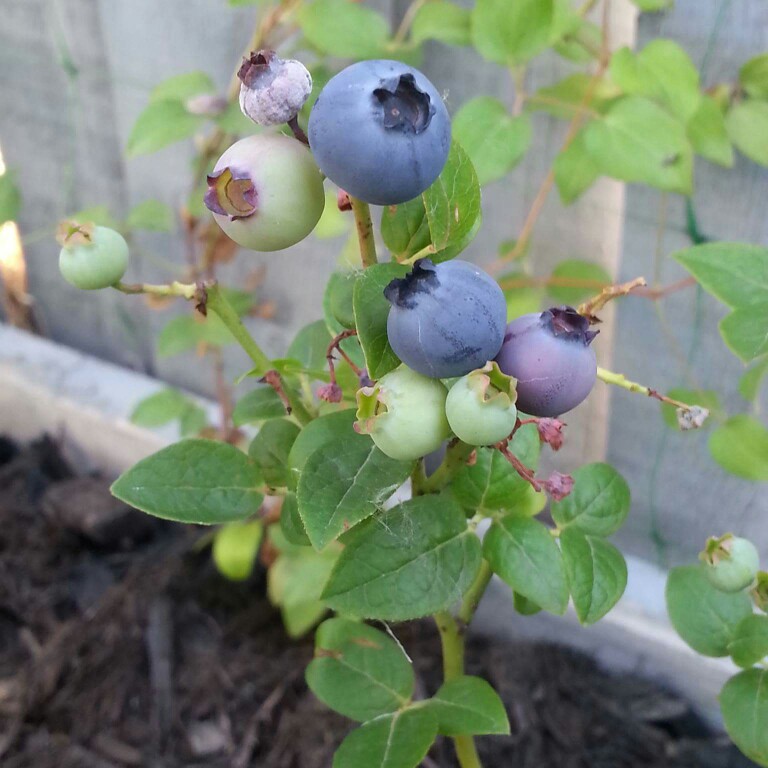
0;435;756;768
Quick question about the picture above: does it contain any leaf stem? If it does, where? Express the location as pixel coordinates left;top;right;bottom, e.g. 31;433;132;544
421;440;474;493
350;197;378;268
596;366;704;414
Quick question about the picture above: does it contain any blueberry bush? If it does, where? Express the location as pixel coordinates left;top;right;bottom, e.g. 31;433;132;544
45;0;768;765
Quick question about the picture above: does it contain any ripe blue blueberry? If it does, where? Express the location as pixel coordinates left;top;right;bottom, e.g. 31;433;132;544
308;60;451;205
495;306;597;417
385;259;507;379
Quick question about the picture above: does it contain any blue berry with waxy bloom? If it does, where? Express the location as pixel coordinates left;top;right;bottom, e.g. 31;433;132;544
356;366;450;461
204;134;325;252
384;259;507;379
58;221;129;290
495;306;598;417
701;534;760;593
446;362;518;446
308;60;451;205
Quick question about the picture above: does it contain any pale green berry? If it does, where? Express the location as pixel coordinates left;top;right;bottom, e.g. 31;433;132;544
701;534;760;593
58;222;129;290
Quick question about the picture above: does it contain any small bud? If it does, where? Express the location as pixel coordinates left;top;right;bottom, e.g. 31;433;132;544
238;50;312;127
677;405;709;431
337;189;352;211
318;382;343;403
536;418;565;451
543;471;574;501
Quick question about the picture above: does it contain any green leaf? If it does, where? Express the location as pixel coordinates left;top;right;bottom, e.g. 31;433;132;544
484;516;569;614
720;303;768;363
673;242;768;309
69;205;121;230
548;259;610;305
326;271;358;330
288;409;357;488
550;462;630;537
629;0;673;9
333;708;437;768
353;262;408;379
215;100;258;134
740;357;768;401
583;96;693;194
530;74;619;120
323;495;482;621
608;41;700;122
126;200;174;232
472;0;554;66
427;676;510;736
727;100;768;166
660;388;720;429
268;539;338;637
499;272;545;320
286;319;332;374
553;18;601;63
279;491;311;546
306;618;413;721
298;0;390;58
127;100;204;156
212;520;263;581
0;171;21;226
179;403;208;437
513;591;541;616
380;198;431;260
411;0;471;46
554;129;600;203
298;437;414;550
233;386;287;426
156;314;233;356
740;53;768;99
687;96;734;167
130;388;190;427
111;439;263;524
451;424;541;513
666;565;753;657
249;419;301;488
709;416;768;481
720;669;768;766
149;71;215;103
453;99;531;186
729;615;768;668
560;528;627;625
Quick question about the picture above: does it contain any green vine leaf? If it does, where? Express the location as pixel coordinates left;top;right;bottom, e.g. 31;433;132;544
727;100;768;166
130;388;193;427
554;129;600;203
739;53;768;99
709;416;768;481
687;96;734;168
322;495;482;621
298;0;390;58
426;676;510;736
149;71;216;103
411;0;472;46
720;669;768;766
728;615;768;669
126;200;175;232
111;439;263;524
127;100;205;156
156;314;233;357
666;565;753;657
306;618;414;722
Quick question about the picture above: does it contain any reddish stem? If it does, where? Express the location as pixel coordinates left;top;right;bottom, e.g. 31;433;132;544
262;369;293;415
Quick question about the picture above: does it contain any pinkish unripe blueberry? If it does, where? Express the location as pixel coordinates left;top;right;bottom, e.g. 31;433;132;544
57;221;128;290
238;50;312;127
205;134;325;251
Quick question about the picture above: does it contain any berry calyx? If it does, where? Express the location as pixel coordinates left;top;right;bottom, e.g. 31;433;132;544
355;366;450;461
700;534;760;593
57;221;129;290
445;362;518;446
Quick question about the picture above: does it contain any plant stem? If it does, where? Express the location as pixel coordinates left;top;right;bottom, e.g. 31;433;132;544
350;197;378;268
458;559;493;625
596;366;700;412
421;440;474;493
114;280;197;299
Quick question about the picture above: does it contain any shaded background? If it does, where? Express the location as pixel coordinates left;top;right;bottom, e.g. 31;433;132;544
0;0;766;565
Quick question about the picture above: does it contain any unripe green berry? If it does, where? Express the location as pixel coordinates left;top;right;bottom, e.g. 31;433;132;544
701;534;760;593
58;222;129;290
356;366;450;461
445;361;518;446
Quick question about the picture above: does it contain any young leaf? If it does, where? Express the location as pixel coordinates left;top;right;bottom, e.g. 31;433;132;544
130;388;190;427
248;419;301;488
427;676;510;736
453;98;531;185
548;259;610;305
322;495;482;621
297;438;414;550
560;528;627;625
660;388;720;429
126;200;174;232
0;170;21;226
411;0;472;46
709;416;768;481
554;129;600;203
720;303;768;362
666;565;753;657
306;618;414;721
728;615;768;669
451;425;541;513
739;53;768;99
333;708;438;768
232;386;287;426
550;462;630;537
727;100;768;166
484;516;569;615
583;96;693;194
149;71;216;103
111;439;263;524
687;96;734;167
353;262;409;379
720;669;768;766
127;100;205;156
298;0;390;58
212;520;263;581
472;0;555;66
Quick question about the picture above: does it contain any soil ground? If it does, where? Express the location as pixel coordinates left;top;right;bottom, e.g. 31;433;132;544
0;435;757;768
